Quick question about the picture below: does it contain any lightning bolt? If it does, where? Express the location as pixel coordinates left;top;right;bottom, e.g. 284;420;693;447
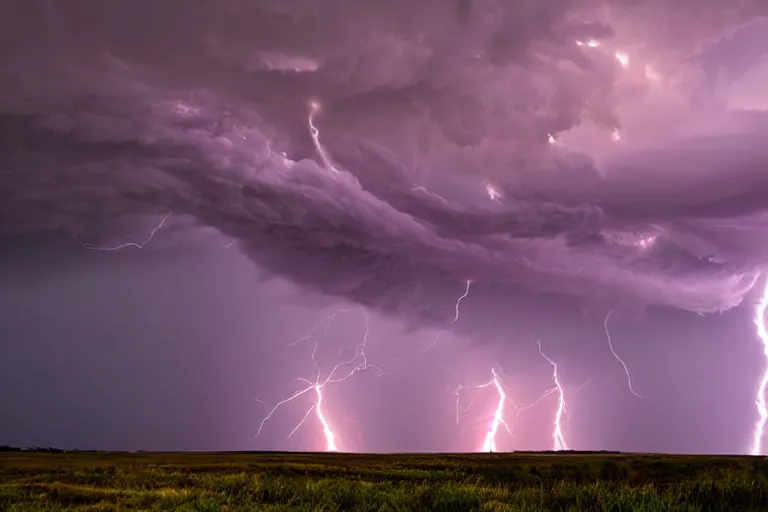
604;310;643;398
614;51;629;69
256;308;383;452
536;339;569;450
484;181;502;201
75;213;172;251
576;39;601;48
575;39;629;69
751;277;768;455
307;100;339;174
454;368;513;452
450;280;471;324
412;280;473;357
480;368;508;452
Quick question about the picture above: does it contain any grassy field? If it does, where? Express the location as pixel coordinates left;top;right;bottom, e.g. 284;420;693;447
2;451;768;511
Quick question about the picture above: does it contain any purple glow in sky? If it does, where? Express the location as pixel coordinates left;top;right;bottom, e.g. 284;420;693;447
3;0;768;454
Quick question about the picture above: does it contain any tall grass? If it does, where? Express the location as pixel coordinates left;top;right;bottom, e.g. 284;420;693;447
1;451;767;511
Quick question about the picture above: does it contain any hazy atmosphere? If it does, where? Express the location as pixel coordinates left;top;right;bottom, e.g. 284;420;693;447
3;0;768;455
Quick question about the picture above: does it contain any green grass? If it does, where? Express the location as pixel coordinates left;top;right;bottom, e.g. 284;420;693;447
2;451;768;511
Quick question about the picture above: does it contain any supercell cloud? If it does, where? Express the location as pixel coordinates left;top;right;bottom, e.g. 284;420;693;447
2;0;768;337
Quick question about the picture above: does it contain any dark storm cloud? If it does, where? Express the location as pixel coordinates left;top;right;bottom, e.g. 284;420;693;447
2;0;768;335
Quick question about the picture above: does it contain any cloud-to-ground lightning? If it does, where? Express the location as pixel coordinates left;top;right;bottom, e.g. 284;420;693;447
536;339;569;450
256;308;383;451
450;280;472;324
307;100;340;174
453;364;596;452
604;310;643;398
75;213;172;251
751;277;768;455
453;367;513;452
480;368;508;452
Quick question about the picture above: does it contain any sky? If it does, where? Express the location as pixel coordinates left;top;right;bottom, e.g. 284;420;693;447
2;0;768;455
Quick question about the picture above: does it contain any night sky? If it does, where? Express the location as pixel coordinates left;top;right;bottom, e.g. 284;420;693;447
2;1;768;455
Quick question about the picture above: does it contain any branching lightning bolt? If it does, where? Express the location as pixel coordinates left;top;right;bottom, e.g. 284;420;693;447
75;213;172;251
480;368;509;452
450;280;471;324
751;277;768;455
604;310;643;398
454;368;513;452
536;339;569;451
256;308;382;452
307;100;339;174
455;364;593;452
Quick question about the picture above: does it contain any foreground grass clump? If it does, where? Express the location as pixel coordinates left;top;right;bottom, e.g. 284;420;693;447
2;451;768;511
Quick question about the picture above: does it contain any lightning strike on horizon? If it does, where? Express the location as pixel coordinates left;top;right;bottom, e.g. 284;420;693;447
75;213;172;251
256;308;383;452
450;280;472;324
604;310;643;398
750;278;768;455
308;100;340;174
480;368;508;452
536;339;569;451
454;368;513;452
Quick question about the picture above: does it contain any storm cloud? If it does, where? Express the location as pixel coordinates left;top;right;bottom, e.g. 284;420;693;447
2;0;768;338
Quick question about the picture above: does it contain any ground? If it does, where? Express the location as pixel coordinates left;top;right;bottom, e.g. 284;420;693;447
2;450;768;511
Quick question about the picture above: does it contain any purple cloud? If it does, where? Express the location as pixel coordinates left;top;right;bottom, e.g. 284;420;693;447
2;0;768;338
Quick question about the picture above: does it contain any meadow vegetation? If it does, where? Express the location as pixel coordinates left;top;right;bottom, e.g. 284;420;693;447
2;450;768;511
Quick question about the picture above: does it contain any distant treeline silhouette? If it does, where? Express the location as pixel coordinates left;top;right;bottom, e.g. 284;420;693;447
0;446;66;453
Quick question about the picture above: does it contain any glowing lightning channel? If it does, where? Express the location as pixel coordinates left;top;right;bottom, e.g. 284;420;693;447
615;51;630;69
604;310;643;398
484;181;502;201
75;213;172;251
256;308;383;452
751;278;768;455
480;368;508;452
450;280;472;324
455;368;513;452
307;100;340;174
313;383;338;451
536;339;569;451
576;39;601;48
